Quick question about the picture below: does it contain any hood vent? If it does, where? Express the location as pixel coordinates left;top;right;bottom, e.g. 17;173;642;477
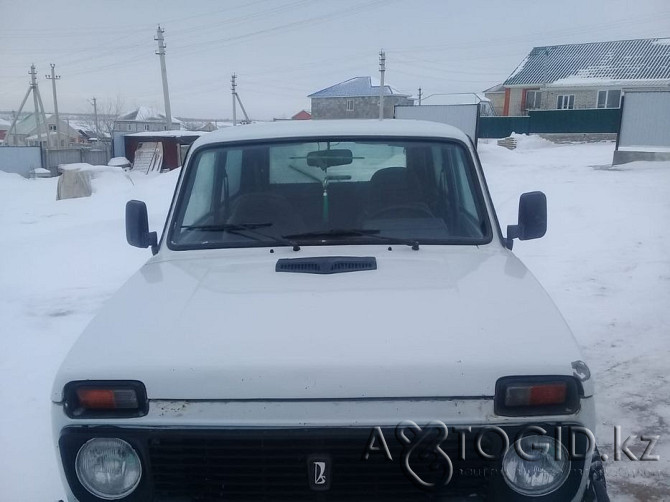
276;256;377;274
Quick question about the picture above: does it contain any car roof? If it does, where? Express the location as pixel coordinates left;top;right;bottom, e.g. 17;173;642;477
192;119;472;149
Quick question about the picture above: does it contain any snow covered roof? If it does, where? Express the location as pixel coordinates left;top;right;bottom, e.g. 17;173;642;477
483;83;505;93
117;106;182;124
12;114;42;135
125;130;207;138
0;117;11;129
308;77;409;98
504;38;670;87
190;119;470;150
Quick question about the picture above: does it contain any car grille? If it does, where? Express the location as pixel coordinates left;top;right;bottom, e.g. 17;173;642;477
148;427;493;501
59;424;586;502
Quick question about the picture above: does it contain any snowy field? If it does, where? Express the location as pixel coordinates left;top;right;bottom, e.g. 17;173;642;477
1;137;669;501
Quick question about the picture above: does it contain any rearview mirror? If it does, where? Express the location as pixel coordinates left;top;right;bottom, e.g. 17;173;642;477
126;200;158;254
506;191;547;249
306;149;353;168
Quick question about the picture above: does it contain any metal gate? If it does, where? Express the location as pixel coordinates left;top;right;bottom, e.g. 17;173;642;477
44;148;110;170
0;146;42;177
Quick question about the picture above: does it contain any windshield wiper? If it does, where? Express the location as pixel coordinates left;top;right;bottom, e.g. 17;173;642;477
181;223;300;251
283;228;419;250
181;223;273;231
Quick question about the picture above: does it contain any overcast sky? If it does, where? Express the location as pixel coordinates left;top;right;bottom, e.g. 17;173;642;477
1;0;668;120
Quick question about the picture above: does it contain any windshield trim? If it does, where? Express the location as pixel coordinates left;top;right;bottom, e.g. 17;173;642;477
166;135;493;252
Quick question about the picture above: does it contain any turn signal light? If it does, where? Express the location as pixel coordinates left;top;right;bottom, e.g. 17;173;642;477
76;388;139;410
495;377;580;416
64;381;148;418
505;382;567;407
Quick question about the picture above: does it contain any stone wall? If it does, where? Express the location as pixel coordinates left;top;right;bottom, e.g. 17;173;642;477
538;133;617;143
311;96;413;119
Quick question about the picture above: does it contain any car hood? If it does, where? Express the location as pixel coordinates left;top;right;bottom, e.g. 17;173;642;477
52;246;586;401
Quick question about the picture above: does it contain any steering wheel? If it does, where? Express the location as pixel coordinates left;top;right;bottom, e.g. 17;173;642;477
364;203;435;221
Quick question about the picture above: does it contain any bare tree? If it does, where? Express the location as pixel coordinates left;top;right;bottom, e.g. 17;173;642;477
79;95;125;138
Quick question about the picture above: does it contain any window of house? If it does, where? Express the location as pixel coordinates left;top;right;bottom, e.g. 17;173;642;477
127;124;132;131
597;90;621;109
557;95;575;110
48;124;57;131
525;90;542;110
144;124;150;131
346;99;354;111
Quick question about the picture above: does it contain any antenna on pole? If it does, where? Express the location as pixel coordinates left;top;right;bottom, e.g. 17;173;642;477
379;49;386;120
46;64;62;147
155;25;173;130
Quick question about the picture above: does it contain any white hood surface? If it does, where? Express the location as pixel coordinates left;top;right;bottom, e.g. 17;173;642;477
52;246;583;402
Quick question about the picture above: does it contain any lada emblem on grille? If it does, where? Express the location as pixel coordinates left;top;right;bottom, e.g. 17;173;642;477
307;454;331;491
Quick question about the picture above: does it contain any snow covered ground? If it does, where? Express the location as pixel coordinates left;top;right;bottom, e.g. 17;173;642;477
1;137;668;500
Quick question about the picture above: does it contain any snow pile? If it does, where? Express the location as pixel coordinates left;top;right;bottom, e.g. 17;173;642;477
508;133;556;150
108;156;131;168
0;168;179;501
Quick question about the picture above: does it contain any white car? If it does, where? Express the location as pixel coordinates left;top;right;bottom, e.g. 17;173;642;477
52;120;608;501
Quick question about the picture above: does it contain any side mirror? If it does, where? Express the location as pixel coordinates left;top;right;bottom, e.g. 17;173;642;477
505;191;547;249
126;200;158;255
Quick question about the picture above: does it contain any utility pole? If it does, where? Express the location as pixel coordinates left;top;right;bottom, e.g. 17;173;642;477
379;49;386;120
5;64;50;148
230;74;250;126
91;97;99;141
155;25;173;130
231;73;237;126
418;87;422;106
46;64;61;148
30;65;43;144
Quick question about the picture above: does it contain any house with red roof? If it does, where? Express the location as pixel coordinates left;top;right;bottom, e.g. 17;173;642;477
499;38;670;116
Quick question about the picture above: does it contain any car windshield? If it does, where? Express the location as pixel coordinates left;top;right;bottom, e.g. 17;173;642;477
169;138;491;249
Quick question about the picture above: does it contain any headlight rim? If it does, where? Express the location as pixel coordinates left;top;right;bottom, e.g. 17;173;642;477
74;437;143;500
501;433;571;497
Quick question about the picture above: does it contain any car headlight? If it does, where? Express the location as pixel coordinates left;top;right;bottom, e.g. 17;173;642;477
75;438;142;500
502;434;570;496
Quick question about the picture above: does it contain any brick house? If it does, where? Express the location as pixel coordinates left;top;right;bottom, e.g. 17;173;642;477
308;77;413;119
499;38;670;116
